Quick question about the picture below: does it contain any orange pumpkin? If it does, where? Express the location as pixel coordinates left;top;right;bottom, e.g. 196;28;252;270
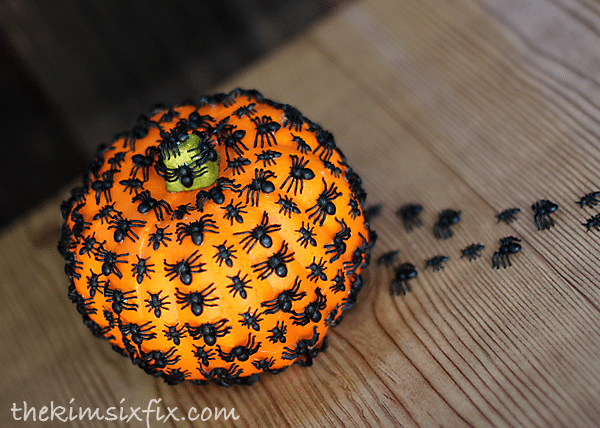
59;89;375;386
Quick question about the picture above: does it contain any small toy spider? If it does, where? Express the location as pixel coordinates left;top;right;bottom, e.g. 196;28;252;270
239;308;262;331
141;347;180;370
225;156;251;176
280;155;315;196
104;284;138;314
378;250;400;266
583;213;600;232
132;190;173;221
267;321;287;343
193;344;216;367
251;242;295;279
433;209;461;239
212;241;237;268
306;257;328;282
174;283;218;316
251;115;281;148
91;170;115;204
296;222;317;248
363;204;382;223
86;270;105;297
324;218;351;262
217;333;261;362
239;168;276;207
290;288;327;325
94;246;129;278
130;146;158;182
160;162;204;189
120;321;156;345
144;291;170;318
261;276;306;314
171;203;194;220
313;129;336;162
131;255;155;284
496;208;521;225
282;104;305;131
424;255;449;271
306;178;342;226
276;194;301;217
460;244;485;261
234;211;281;253
198;364;244;387
163;250;206;285
226;271;252;299
147;225;172;250
187;319;232;346
176;214;218;246
255;150;282;167
119;178;144;195
292;134;312;154
163;323;186;346
577;191;600;209
107;212;146;243
281;326;322;366
532;199;558;231
492;236;521;269
390;262;417;295
93;203;117;224
195;177;240;210
217;127;248;161
233;103;256;118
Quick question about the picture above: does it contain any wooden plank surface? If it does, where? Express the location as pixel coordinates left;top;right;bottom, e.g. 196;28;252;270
2;0;600;426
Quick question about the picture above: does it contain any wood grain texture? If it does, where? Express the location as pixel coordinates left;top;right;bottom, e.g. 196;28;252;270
2;0;600;426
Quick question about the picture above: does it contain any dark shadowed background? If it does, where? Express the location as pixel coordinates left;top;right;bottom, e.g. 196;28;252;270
0;0;351;229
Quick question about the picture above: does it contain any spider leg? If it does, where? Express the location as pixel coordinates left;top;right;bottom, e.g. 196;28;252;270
492;252;498;269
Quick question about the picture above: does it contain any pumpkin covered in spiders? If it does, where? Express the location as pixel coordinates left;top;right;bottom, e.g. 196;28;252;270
59;89;375;386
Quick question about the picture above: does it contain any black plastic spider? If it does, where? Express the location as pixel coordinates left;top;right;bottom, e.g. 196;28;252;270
460;244;485;261
147;225;172;250
186;111;214;129
290;288;327;325
496;208;521;225
225;156;251;176
163;250;206;285
174;283;218;316
157;123;192;160
583;213;600;232
171;203;194;220
577;192;600;209
159;162;205;189
261;276;306;314
159;106;179;122
94;247;129;278
343;233;369;277
281;326;322;367
70;210;92;239
212;241;237;268
251;242;295;280
141;347;180;370
492;236;521;269
107;212;146;243
363;204;382;223
239;168;276;207
390;262;418;295
121;114;160;151
348;197;361;220
107;151;127;170
433;209;461;239
296;222;317;248
193;344;216;367
233;103;256;118
176;214;218;246
532;199;559;231
163;323;186;346
193;183;234;214
198;363;244;387
119;178;144;195
234;211;281;253
91;170;115;204
255;150;282;167
189;131;219;169
93;203;117;224
86;269;105;297
132;190;173;221
330;269;346;293
187;319;232;346
222;200;247;225
313;129;335;162
396;203;424;232
130;146;158;181
276;194;301;217
292;134;312;154
217;333;261;363
131;255;155;284
145;291;170;318
239;308;263;331
378;250;400;266
324;218;351;262
251;115;281;148
322;159;342;178
217;127;248;161
267;321;287;344
120;321;156;345
104;284;138;314
424;255;449;271
280;155;315;196
306;178;342;226
282;104;305;131
64;252;83;280
227;271;252;299
306;257;328;282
